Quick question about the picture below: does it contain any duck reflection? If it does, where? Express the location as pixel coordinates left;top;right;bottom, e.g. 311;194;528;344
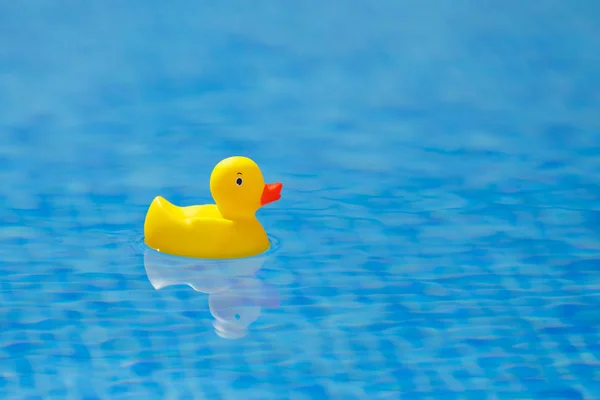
143;249;280;339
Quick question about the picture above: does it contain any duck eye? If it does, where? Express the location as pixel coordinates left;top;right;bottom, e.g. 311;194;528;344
236;177;243;186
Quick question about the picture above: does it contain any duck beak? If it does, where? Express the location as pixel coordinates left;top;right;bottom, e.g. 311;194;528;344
261;182;282;206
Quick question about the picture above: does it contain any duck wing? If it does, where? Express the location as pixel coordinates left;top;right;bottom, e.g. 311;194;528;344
187;216;234;234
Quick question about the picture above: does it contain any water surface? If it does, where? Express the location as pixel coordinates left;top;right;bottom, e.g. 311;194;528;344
1;1;600;399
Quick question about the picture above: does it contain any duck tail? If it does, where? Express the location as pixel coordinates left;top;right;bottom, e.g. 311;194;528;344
144;196;175;250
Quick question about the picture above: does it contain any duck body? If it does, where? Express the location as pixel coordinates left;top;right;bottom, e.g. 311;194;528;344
144;197;270;259
143;156;282;259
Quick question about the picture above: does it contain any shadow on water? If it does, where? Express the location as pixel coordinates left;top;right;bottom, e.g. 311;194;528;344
142;239;281;340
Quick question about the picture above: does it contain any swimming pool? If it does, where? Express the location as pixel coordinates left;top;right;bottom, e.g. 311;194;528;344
1;1;599;399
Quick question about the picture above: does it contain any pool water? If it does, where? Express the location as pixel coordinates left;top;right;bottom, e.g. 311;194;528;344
1;1;600;399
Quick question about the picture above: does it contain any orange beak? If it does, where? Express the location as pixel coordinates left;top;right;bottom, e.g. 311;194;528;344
261;182;282;206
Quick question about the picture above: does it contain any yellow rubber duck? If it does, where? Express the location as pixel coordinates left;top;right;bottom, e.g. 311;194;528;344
144;156;282;259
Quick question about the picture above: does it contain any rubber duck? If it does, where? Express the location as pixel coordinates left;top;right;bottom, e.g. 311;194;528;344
144;156;282;259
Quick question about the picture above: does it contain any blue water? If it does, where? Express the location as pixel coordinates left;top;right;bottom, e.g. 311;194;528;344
1;1;600;399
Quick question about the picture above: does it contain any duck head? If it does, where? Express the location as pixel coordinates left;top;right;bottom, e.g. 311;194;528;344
210;156;282;219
